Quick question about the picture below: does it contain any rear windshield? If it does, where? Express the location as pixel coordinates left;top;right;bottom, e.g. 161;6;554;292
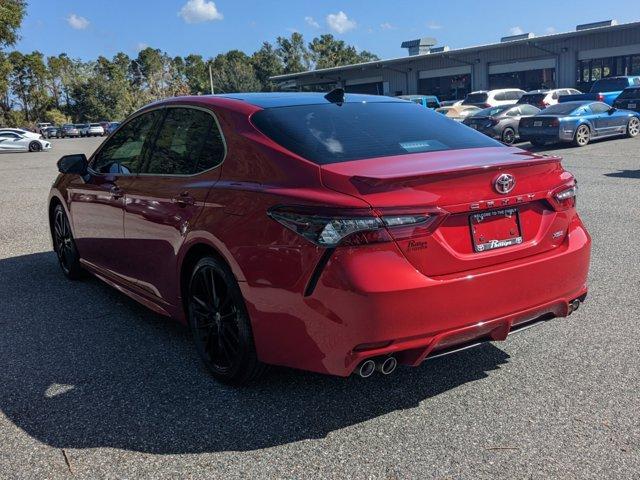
462;93;488;104
518;93;546;105
591;78;629;92
618;88;640;100
251;102;501;164
475;105;511;117
539;103;579;115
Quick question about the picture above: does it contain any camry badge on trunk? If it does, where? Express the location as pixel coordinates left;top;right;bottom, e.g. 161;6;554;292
494;173;516;194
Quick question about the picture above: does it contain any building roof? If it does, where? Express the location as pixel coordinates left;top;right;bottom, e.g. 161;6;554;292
271;20;640;82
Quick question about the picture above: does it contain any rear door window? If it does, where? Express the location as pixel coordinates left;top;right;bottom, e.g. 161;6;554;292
143;107;225;175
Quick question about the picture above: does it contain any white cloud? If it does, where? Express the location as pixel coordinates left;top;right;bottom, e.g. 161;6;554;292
509;26;524;36
178;0;223;24
427;21;442;30
326;11;356;34
67;13;89;30
305;16;320;28
380;22;395;30
136;42;149;52
545;26;557;34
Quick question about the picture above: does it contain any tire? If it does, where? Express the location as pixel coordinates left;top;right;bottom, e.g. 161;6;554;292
626;117;640;138
501;127;516;145
573;124;590;147
52;204;84;280
28;141;42;152
188;256;266;385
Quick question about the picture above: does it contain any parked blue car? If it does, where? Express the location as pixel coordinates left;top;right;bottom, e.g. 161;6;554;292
398;95;441;109
559;76;640;105
518;100;640;147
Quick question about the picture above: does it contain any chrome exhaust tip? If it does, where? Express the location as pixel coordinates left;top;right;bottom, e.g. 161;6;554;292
571;299;580;312
376;356;398;375
357;359;376;378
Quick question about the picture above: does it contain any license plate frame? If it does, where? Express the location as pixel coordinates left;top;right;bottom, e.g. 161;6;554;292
470;207;523;253
533;120;543;127
628;103;637;109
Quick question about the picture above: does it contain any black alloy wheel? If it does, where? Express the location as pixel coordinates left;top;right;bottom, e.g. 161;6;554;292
29;141;42;152
501;127;516;145
52;204;84;279
188;257;265;384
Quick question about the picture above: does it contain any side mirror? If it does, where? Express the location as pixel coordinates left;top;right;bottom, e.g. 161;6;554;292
57;154;88;175
608;107;617;115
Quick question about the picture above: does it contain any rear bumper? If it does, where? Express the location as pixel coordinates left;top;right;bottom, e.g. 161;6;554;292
243;215;591;376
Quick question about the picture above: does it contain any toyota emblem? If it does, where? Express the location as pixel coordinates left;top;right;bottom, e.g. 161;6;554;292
494;173;515;194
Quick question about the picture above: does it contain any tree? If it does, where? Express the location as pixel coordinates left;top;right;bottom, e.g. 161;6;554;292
308;35;379;69
210;50;261;93
0;0;26;49
184;54;209;94
251;42;283;91
8;51;50;122
276;32;310;74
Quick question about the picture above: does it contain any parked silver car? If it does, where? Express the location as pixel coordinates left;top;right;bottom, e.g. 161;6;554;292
75;124;90;137
87;123;105;136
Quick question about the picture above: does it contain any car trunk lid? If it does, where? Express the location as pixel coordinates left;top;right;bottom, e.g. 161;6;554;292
321;146;573;276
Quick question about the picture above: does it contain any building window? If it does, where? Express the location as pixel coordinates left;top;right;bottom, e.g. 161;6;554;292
418;74;471;101
577;54;640;91
488;68;556;91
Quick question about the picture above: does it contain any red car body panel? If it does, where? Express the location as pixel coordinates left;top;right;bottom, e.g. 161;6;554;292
49;95;591;377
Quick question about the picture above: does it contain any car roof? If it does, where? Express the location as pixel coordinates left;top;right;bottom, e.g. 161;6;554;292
215;92;404;108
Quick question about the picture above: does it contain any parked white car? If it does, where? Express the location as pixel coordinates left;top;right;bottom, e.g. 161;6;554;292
517;88;583;108
0;131;51;152
35;122;52;134
462;89;526;107
87;123;105;136
0;128;42;140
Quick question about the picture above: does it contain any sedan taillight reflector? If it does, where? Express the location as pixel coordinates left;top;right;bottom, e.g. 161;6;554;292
267;206;442;247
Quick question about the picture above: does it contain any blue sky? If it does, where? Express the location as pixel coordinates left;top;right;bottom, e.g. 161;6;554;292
14;0;640;61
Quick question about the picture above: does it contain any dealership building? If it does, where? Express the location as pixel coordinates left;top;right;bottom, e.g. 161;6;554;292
271;20;640;100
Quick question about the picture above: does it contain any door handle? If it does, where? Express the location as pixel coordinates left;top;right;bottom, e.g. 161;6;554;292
110;185;124;199
173;192;195;207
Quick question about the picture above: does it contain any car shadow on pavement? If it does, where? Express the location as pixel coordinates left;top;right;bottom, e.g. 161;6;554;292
604;169;640;179
0;252;510;454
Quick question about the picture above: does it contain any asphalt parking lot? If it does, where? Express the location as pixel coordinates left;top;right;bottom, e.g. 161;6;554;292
1;136;639;479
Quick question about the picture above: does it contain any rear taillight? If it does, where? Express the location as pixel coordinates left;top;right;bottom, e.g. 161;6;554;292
550;184;577;211
550;118;560;127
596;93;605;102
268;206;442;247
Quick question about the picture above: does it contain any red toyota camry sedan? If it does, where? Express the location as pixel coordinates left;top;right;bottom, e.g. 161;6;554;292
49;91;591;384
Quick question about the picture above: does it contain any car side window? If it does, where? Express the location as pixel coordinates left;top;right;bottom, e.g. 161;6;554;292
494;92;506;101
590;103;610;114
0;132;18;138
91;110;161;175
143;107;224;175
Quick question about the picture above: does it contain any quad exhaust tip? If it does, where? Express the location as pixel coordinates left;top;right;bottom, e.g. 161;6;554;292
356;356;398;377
357;359;376;378
377;356;398;375
567;299;581;315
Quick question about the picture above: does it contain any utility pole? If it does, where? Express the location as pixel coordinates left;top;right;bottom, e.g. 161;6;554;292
209;64;214;94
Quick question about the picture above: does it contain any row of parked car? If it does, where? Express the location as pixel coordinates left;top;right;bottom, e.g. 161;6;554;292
0;120;122;153
38;121;121;139
403;75;640;147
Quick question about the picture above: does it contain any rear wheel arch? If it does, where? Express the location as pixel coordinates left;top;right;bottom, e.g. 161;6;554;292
179;242;235;316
